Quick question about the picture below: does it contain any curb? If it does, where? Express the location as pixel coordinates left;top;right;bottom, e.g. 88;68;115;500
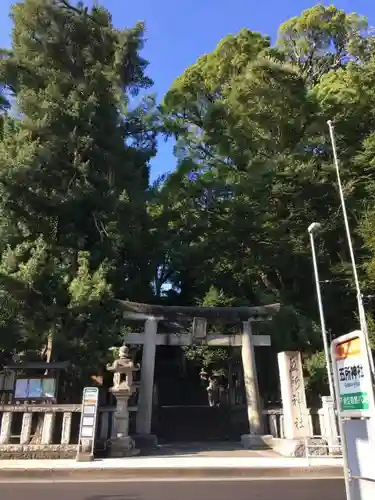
0;466;344;480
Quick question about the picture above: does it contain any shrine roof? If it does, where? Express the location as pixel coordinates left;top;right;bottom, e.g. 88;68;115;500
118;301;280;321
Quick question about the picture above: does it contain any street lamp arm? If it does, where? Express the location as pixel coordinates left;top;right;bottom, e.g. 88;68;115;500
308;222;322;234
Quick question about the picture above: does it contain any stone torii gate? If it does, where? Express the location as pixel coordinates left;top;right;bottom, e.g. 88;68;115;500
119;301;280;446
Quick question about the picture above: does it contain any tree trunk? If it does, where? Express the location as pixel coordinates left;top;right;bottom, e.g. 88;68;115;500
31;329;55;444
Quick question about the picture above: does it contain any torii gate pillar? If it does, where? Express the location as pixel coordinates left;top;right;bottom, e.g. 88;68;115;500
135;317;158;440
242;320;262;435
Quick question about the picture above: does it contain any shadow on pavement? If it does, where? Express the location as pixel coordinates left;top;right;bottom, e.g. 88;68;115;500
86;497;140;500
141;441;275;457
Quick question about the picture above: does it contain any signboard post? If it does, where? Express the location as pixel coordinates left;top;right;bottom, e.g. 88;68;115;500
76;387;99;462
331;331;375;500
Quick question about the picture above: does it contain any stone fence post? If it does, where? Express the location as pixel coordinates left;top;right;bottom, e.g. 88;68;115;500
320;395;340;454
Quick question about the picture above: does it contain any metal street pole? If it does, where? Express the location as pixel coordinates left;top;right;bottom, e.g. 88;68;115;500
327;120;375;377
308;222;336;401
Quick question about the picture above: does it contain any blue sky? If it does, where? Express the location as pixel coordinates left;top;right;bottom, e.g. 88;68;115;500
1;0;374;181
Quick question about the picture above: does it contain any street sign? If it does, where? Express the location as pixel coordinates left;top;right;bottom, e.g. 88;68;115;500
332;331;375;418
77;387;99;461
331;331;375;500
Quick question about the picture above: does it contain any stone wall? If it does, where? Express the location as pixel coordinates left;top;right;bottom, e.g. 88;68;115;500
0;403;137;459
0;402;333;458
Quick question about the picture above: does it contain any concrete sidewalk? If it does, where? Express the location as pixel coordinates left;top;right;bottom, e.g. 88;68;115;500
0;455;344;480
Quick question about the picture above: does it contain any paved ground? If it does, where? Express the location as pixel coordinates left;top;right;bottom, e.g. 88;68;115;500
1;479;346;500
147;441;280;456
0;455;343;473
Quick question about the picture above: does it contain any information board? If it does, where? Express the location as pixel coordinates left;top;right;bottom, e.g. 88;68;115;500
332;331;375;418
331;331;375;500
14;378;56;400
77;387;99;460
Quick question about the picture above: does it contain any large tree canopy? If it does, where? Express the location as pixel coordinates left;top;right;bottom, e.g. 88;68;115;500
277;4;373;84
0;0;157;372
158;3;375;370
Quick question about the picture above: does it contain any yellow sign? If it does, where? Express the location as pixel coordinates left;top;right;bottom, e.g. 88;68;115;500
335;337;361;359
335;337;361;360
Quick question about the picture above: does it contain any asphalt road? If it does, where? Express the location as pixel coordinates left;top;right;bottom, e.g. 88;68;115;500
0;479;346;500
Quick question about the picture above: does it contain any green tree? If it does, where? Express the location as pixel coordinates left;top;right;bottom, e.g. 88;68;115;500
0;0;157;373
160;4;375;362
304;350;329;404
277;4;372;85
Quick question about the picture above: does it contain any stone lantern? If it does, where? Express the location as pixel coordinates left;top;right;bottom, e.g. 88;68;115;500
106;345;140;457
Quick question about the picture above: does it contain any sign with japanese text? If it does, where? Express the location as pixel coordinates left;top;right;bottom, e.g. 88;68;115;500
77;387;99;460
332;331;375;417
277;351;309;439
288;352;309;435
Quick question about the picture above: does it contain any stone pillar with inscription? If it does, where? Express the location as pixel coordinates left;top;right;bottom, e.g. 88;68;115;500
278;351;309;439
275;351;329;457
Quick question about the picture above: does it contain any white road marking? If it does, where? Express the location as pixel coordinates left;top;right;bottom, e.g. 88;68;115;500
0;476;344;484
